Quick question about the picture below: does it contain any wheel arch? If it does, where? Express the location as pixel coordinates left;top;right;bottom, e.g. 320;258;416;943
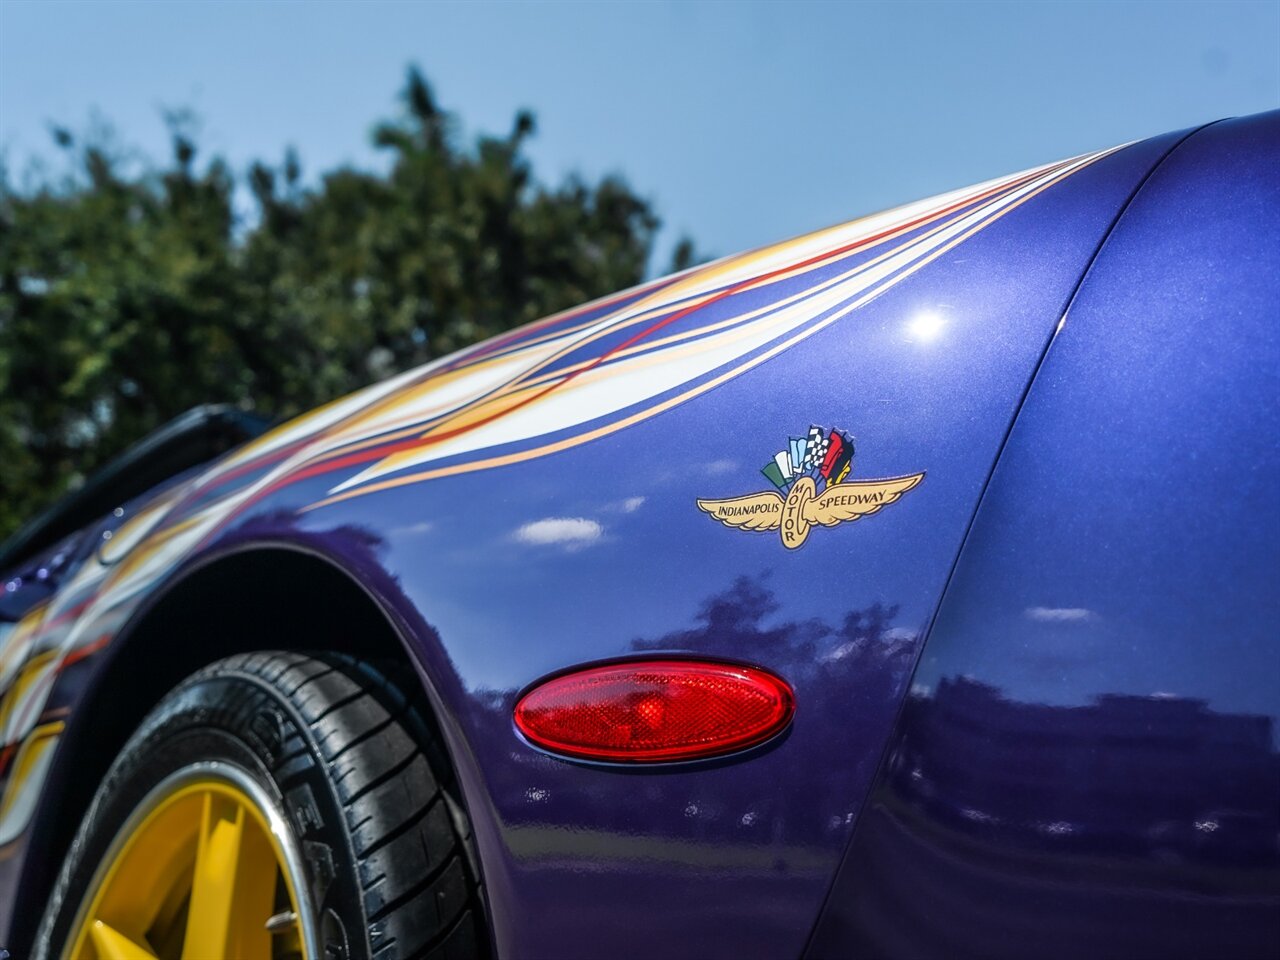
9;542;487;956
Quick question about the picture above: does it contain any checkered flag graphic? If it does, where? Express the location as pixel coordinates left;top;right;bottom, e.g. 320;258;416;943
802;426;829;471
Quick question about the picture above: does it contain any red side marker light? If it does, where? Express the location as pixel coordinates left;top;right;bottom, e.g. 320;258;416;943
514;659;795;763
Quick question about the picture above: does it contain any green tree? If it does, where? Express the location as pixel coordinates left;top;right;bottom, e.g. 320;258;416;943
0;67;700;542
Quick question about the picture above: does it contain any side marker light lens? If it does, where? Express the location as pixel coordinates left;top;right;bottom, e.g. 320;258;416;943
514;659;795;763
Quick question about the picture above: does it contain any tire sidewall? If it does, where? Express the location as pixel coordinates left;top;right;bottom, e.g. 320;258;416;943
37;664;368;960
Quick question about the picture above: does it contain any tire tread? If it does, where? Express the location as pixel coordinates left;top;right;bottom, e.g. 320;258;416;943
236;652;483;960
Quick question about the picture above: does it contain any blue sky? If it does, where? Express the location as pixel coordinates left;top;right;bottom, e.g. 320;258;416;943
2;0;1277;270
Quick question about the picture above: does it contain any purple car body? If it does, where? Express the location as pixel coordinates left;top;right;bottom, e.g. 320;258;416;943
0;111;1276;958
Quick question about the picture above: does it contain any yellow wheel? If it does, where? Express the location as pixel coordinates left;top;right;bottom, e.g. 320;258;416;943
64;764;313;960
34;652;486;960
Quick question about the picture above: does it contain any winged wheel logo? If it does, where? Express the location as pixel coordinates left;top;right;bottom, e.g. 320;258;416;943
696;426;924;550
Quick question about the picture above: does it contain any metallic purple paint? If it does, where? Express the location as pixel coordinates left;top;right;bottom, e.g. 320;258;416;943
808;112;1280;959
1;115;1276;958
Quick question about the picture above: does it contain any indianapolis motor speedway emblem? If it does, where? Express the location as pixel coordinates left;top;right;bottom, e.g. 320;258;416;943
696;426;925;550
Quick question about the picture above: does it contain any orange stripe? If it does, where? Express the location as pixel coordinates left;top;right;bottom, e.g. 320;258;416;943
304;151;1107;510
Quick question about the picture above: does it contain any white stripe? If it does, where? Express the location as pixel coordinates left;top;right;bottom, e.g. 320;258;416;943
329;154;1099;492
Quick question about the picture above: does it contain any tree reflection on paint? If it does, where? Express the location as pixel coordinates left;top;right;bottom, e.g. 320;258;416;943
471;572;920;846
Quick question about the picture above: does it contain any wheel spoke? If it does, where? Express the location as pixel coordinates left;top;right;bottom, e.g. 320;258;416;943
181;791;247;958
70;772;301;960
87;920;161;960
180;788;281;960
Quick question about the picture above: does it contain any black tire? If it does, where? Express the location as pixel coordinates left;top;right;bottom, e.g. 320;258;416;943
36;650;487;960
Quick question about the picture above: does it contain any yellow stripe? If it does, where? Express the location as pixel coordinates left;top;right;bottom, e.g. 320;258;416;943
0;720;64;822
304;150;1109;511
326;171;1045;479
0;650;58;742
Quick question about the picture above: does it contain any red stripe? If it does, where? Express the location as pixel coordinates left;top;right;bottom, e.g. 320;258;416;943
228;165;1057;512
442;274;683;371
61;633;110;670
299;171;1035;467
36;594;95;637
0;633;111;777
178;434;314;501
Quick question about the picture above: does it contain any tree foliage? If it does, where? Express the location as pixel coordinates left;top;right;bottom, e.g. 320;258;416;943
0;67;697;541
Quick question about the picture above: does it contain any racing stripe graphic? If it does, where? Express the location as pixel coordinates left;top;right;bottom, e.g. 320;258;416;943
303;147;1114;505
